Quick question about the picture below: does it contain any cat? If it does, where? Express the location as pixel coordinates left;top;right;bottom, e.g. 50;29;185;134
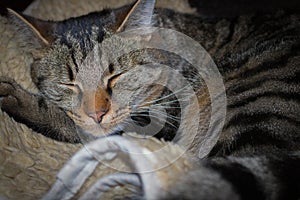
0;0;300;199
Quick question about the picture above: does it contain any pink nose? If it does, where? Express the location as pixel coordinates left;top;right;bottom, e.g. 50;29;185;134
88;109;108;123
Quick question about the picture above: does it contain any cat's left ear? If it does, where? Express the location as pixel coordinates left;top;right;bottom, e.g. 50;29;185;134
7;8;55;46
115;0;156;32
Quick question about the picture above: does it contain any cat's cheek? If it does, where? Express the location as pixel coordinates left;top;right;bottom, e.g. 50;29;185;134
101;103;119;125
101;103;130;128
68;112;109;136
80;124;108;136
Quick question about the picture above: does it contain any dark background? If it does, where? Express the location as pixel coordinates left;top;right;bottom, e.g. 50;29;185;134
189;0;300;18
0;0;33;12
0;0;300;16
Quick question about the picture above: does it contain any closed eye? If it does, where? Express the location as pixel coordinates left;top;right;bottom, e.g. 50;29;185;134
107;73;123;92
59;82;81;94
107;73;122;95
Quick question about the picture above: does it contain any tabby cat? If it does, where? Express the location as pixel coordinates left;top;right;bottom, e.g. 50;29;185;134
0;0;299;199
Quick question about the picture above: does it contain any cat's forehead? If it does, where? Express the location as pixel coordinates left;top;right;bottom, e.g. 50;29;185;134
76;44;107;87
53;11;115;52
49;11;117;80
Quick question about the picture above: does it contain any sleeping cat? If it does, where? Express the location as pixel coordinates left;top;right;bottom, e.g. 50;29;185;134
0;0;300;199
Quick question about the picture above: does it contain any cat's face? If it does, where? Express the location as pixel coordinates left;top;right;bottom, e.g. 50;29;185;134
33;39;173;137
12;1;186;139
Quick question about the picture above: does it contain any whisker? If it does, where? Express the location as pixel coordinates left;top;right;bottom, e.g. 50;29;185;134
139;104;182;109
139;97;189;108
129;113;179;129
119;120;133;127
151;105;182;109
131;110;181;121
136;109;181;121
154;111;181;121
141;85;192;105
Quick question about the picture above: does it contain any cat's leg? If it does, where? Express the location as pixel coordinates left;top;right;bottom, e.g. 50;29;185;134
0;76;79;143
158;153;300;200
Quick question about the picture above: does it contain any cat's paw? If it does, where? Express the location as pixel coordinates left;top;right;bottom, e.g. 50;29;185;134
0;77;19;97
0;76;34;119
0;77;22;110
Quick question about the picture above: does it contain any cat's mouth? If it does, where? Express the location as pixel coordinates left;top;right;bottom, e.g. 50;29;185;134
101;107;153;130
72;93;180;141
101;108;129;127
102;109;152;136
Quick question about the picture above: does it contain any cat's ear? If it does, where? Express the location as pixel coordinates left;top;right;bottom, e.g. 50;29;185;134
115;0;156;32
7;8;55;46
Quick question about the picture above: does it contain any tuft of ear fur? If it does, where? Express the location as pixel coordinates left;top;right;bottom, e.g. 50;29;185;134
116;0;156;32
7;8;55;45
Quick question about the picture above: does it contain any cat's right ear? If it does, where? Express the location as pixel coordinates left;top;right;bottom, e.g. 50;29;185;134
115;0;156;32
6;8;55;46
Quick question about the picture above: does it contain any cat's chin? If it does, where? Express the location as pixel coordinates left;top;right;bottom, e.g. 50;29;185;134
75;125;125;144
76;117;125;138
81;124;114;135
66;111;115;135
101;107;130;125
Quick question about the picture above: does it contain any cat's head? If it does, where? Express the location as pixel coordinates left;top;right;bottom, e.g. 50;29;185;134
7;0;203;141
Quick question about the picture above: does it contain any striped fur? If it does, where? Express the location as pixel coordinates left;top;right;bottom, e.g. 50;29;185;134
1;4;299;200
155;9;300;199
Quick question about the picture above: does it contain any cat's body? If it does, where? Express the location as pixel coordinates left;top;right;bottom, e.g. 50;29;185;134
0;0;299;199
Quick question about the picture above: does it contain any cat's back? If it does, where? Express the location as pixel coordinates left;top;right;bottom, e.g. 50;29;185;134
154;9;300;156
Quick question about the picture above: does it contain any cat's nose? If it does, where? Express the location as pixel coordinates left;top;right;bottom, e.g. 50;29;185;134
88;109;108;123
